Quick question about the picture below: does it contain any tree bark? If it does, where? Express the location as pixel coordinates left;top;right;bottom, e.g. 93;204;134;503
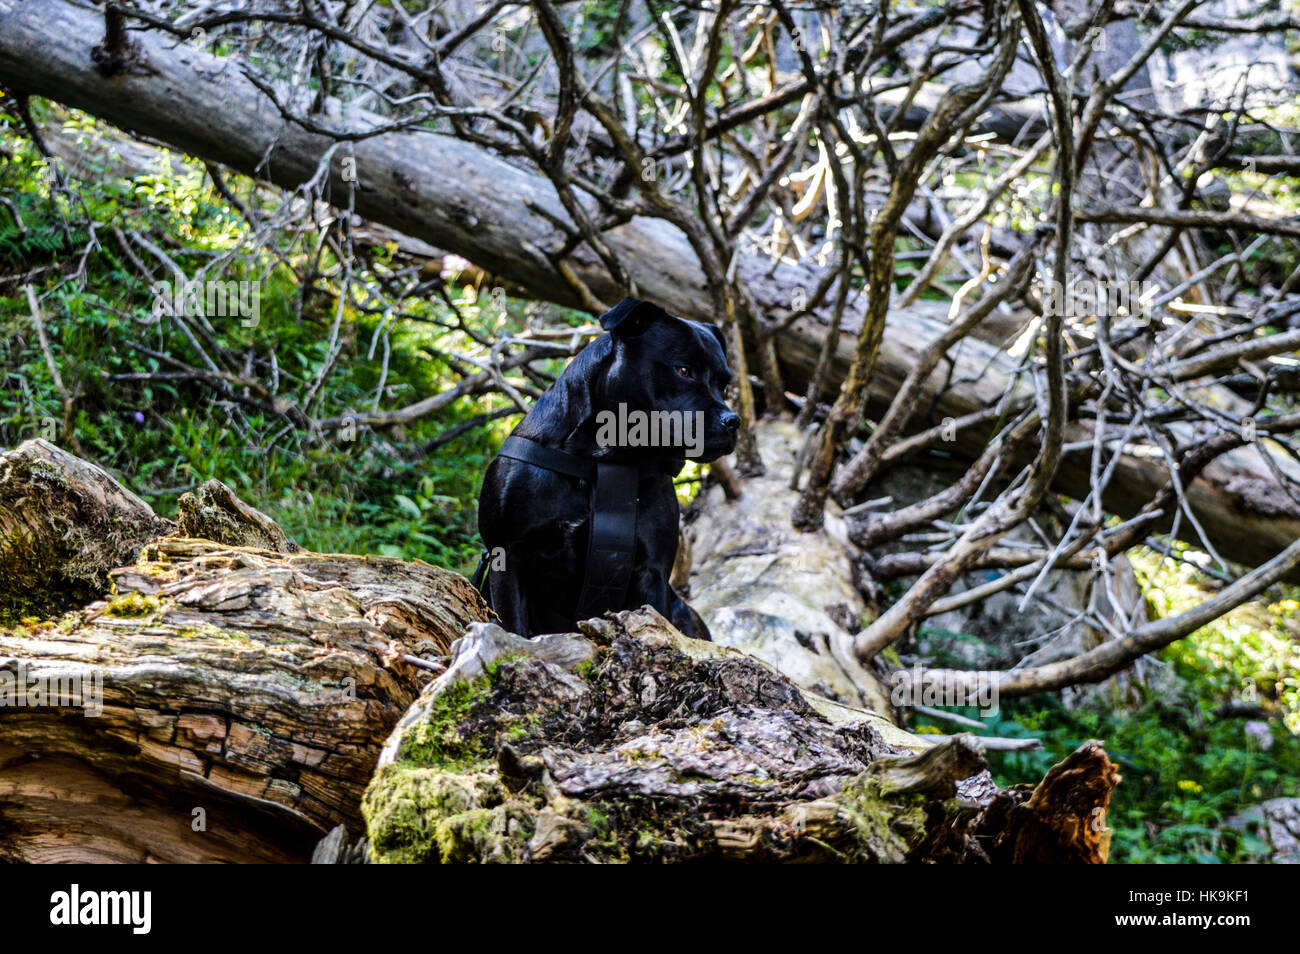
1;0;1295;571
0;444;491;863
0;439;174;622
355;607;1117;863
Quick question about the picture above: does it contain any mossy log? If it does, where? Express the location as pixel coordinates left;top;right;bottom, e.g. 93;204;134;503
0;439;174;621
0;444;491;862
355;607;1118;864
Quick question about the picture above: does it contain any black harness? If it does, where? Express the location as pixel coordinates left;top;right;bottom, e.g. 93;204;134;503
471;435;644;621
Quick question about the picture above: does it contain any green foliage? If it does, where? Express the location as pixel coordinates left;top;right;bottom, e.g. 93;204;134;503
966;681;1299;864
0;103;588;574
576;0;626;55
913;564;1300;863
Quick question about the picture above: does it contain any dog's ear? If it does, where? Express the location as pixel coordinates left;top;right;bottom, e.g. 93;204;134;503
704;322;727;354
599;297;668;337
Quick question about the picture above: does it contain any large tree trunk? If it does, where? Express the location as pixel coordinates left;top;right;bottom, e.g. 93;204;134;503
682;419;894;714
2;0;1295;572
0;442;490;862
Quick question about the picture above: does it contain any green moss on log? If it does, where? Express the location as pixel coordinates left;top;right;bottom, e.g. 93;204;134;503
0;441;173;624
833;775;929;862
104;592;163;618
358;616;1033;864
363;765;536;864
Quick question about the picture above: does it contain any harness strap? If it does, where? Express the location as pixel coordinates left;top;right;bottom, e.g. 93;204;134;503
575;461;639;620
499;435;594;480
491;435;639;622
470;548;491;592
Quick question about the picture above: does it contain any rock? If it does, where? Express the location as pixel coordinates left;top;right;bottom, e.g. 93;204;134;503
1227;797;1300;863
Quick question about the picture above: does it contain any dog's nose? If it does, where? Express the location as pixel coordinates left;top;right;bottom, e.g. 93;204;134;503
720;411;740;431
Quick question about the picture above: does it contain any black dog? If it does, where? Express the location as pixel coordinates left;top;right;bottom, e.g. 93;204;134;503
476;298;738;639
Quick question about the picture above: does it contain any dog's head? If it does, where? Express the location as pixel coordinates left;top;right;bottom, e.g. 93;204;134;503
594;298;739;462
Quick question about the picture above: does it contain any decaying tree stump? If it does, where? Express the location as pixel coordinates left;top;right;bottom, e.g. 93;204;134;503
355;607;1118;864
0;439;174;621
1;442;1118;863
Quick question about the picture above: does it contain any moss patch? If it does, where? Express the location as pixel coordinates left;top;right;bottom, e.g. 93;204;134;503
104;592;164;618
573;796;717;863
398;676;497;771
395;655;534;772
834;775;928;862
363;765;535;864
434;805;535;864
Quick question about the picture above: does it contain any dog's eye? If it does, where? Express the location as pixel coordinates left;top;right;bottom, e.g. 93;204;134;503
674;365;694;380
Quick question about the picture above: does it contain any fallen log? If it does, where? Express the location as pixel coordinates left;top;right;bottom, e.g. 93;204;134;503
1;441;1118;863
683;418;893;714
351;609;1117;863
1;0;1296;571
0;444;490;862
